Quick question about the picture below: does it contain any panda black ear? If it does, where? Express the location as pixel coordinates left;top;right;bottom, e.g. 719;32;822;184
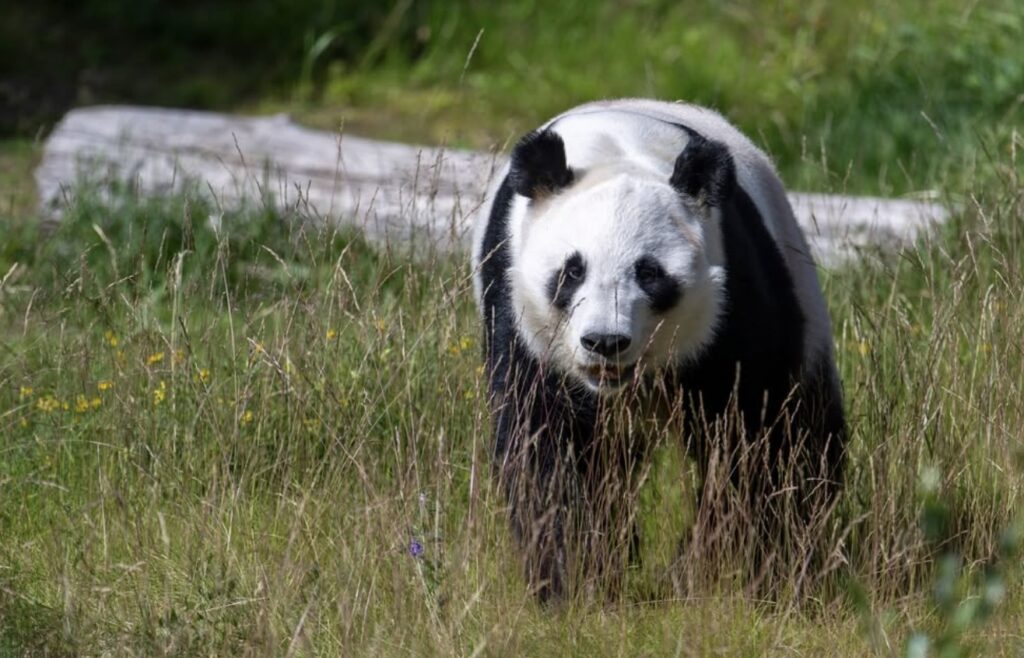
669;135;736;208
508;129;574;200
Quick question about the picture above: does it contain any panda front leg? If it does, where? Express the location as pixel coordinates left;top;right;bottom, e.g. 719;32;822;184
489;353;599;604
495;419;575;604
683;396;844;595
674;389;794;591
498;424;642;603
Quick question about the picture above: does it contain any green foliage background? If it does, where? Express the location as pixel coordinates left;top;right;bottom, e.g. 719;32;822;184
3;1;1022;192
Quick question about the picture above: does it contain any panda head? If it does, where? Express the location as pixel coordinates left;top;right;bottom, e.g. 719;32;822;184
509;128;732;393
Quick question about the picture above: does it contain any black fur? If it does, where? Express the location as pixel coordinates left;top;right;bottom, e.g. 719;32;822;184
634;256;681;313
669;134;736;207
546;252;586;311
674;184;807;481
477;121;846;603
507;129;575;199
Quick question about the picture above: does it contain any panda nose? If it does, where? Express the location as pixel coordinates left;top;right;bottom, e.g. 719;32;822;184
580;333;632;358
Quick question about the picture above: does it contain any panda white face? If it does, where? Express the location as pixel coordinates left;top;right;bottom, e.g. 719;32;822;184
511;168;726;393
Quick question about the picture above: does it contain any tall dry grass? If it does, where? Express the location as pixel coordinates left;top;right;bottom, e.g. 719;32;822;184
0;132;1021;654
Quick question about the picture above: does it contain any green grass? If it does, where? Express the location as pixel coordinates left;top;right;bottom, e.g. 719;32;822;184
0;140;38;220
1;140;1023;653
6;1;1023;196
278;0;1023;196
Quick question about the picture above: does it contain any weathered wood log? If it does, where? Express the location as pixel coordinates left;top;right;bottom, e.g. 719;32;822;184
36;105;949;262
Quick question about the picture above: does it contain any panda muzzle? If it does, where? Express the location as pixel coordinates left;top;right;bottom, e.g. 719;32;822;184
582;362;637;385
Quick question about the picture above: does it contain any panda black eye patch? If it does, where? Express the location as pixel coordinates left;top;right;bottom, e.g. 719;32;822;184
634;256;681;312
547;252;586;311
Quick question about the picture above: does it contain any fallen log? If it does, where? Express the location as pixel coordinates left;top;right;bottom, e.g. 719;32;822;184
36;105;949;263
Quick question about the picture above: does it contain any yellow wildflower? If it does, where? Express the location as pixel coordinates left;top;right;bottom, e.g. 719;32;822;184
19;386;33;400
147;352;165;365
196;368;211;384
104;330;120;347
241;410;254;425
36;395;60;413
153;381;167;406
74;395;90;413
448;336;473;355
97;380;113;392
90;397;101;409
326;328;338;341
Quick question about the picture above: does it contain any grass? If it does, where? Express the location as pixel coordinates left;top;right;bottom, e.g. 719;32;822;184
278;0;1023;196
1;131;1022;654
0;140;38;220
6;1;1023;194
2;0;1023;654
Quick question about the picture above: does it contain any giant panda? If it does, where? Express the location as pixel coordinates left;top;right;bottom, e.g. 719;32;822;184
472;99;846;602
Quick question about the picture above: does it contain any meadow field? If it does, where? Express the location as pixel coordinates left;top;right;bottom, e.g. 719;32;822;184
1;1;1023;655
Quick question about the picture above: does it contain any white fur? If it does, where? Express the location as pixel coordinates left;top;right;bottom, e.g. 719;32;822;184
511;168;725;389
473;99;834;386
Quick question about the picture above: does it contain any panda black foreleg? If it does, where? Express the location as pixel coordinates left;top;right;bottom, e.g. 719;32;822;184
494;418;575;604
574;418;652;599
678;382;828;592
489;350;599;604
776;369;849;590
725;385;846;595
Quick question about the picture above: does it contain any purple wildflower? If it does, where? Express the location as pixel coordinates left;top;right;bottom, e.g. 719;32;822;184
409;538;424;558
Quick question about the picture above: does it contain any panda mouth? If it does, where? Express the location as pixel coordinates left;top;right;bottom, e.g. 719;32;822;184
580;362;637;388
